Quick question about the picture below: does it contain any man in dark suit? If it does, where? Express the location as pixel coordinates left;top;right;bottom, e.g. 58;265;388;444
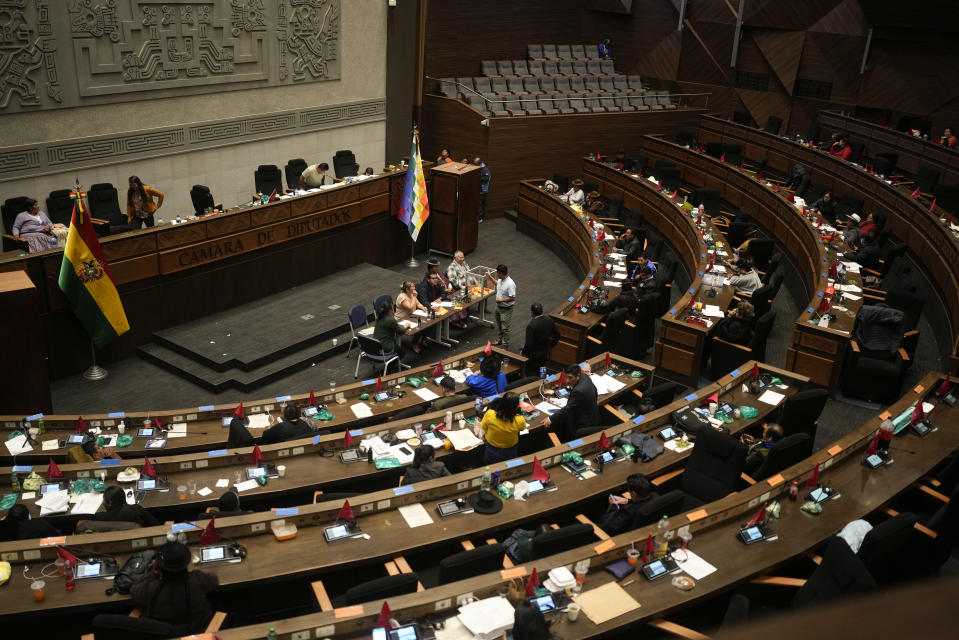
521;302;559;376
260;404;317;445
543;364;599;442
416;271;446;307
598;473;660;536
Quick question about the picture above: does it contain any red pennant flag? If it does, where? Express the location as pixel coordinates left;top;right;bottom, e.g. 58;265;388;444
557;370;567;387
309;390;316;406
702;391;719;407
250;445;264;465
930;198;937;213
938;375;951;397
615;162;623;171
604;352;612;367
948;213;955;225
641;534;655;564
756;170;764;181
828;260;839;278
598;432;611;452
525;568;541;596
154;416;164;431
375;376;383;392
696;214;703;225
739;160;745;169
375;600;392;630
45;458;64;479
825;284;835;297
484;340;493;356
671;189;678;199
910;187;920;199
338;499;355;523
891;176;898;185
590;272;599;287
657;182;664;192
865;433;880;456
746;504;766;526
587;218;595;228
233;402;245;419
706;256;714;273
774;183;780;192
142;457;158;479
910;402;924;427
750;362;760;379
268;188;278;202
815;218;823;229
532;456;550;482
200;517;220;545
719;152;726;163
76;416;88;434
817;298;830;313
432;360;444;378
686;294;696;309
344;429;354;447
867;164;874;175
57;546;78;566
806;463;820;488
787;192;795;203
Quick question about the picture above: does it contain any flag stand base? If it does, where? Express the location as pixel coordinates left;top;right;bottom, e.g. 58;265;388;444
405;239;418;268
83;342;108;380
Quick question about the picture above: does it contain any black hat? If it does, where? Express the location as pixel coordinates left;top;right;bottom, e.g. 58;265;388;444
426;257;440;267
467;489;503;514
156;541;191;572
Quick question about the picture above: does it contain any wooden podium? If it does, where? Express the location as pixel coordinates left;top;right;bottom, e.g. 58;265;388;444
429;162;480;255
0;271;51;413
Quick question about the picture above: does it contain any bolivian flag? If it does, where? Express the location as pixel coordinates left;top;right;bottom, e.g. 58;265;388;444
58;202;129;347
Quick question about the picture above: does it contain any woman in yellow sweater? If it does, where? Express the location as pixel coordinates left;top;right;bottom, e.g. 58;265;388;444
481;392;526;464
126;175;165;229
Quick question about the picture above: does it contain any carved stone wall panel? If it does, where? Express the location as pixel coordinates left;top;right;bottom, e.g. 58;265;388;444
0;0;340;113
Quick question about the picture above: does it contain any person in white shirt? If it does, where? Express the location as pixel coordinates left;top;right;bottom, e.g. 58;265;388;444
564;179;585;207
728;254;762;294
299;162;332;189
486;264;516;349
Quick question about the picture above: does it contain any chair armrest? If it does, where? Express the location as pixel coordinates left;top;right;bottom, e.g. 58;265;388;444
898;348;910;362
311;579;333;611
547;432;561;446
205;611;227;633
384;560;400;576
735;291;753;299
850;340;860;353
806;552;823;565
750;576;806;587
862;267;881;277
576;513;610;540
741;472;756;485
624;320;636;328
460;540;476;550
632;389;645;398
604;404;630;422
647;619;711;640
652;469;683;486
916;483;949;503
394;556;415;574
313;490;324;503
884;507;938;538
587;335;603;345
129;609;142;618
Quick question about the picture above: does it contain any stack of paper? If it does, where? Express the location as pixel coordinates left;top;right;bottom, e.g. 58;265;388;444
246;414;272;429
758;389;785;406
589;373;625;396
37;489;70;515
41;439;59;451
457;597;515;640
443;429;483;451
702;304;725;318
350;403;373;418
398;503;434;528
71;492;104;515
413;388;440;401
671;549;717;579
4;434;32;456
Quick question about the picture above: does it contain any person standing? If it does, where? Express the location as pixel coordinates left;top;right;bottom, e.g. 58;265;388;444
299;162;332;188
11;199;55;253
522;303;559;376
543;364;599;442
126;175;164;229
474;157;491;221
487;264;516;349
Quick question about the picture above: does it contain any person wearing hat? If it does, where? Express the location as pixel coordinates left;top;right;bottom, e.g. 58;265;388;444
201;487;251;519
423;257;454;294
584;190;605;216
466;355;507;398
432;376;464;410
130;540;219;635
401;444;451;485
564;179;585;207
480;392;526;464
92;486;160;528
67;435;116;464
260;404;317;445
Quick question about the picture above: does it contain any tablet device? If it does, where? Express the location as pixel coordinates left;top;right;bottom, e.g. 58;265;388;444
76;562;102;579
302;406;318;417
658;426;678;441
374;391;390;402
862;453;886;469
640;556;677;580
527;480;545;494
324;524;352;542
67;434;85;444
221;417;233;427
910;421;932;437
528;594;557;612
721;403;735;414
388;625;419;640
737;525;767;544
807;487;833;503
597;451;614;464
40;482;63;495
137;478;158;491
137;427;154;438
436;498;472;518
75;559;118;579
340;449;361;463
555;388;569;398
246;464;278;479
201;546;227;562
145;438;167;449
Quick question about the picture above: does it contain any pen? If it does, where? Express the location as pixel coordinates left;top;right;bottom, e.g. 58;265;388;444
620;579;635;587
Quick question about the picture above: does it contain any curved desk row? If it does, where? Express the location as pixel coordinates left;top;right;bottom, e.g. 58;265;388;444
215;370;954;640
0;362;804;618
0;346;526;464
698;115;959;374
635;138;863;391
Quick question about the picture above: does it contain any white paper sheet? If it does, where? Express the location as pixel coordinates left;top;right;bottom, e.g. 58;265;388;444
4;434;32;455
457;597;516;640
836;283;862;293
535;401;562;415
612;273;626;279
246;414;273;429
399;319;417;329
22;491;35;500
603;280;620;287
840;261;861;273
390;444;415;464
413;388;440;402
398;503;435;528
37;489;70;515
216;478;230;488
758;389;786;406
71;492;104;515
197;487;212;497
843;293;862;301
413;309;428;317
233;479;259;492
350;403;373;418
702;304;725;318
443;429;483;451
166;431;187;438
664;438;694;453
42;439;59;451
672;549;717;580
170;423;188;433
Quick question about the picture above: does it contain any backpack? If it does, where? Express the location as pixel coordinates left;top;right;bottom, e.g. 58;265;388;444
109;549;156;595
621;432;663;462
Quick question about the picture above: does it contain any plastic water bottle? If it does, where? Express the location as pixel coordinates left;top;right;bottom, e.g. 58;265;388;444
878;418;894;454
48;235;57;249
266;628;278;640
445;411;453;430
11;471;19;492
475;397;483;416
656;515;670;557
481;466;492;492
38;418;45;435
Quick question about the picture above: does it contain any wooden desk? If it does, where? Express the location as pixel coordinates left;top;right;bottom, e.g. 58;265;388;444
638;137;863;391
0;362;800;618
698;115;959;375
211;371;955;640
0;346;524;465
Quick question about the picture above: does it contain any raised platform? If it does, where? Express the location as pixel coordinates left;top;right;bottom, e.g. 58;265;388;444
136;263;410;392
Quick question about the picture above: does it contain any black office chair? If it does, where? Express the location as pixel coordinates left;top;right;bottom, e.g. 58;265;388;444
505;375;539;391
858;512;918;586
285;158;308;190
760;252;782;285
633;153;649;176
343;573;420;605
658;167;681;192
744;238;775;272
763;115;783;135
90;615;176;640
190;184;215;215
882;289;924;332
791;536;876;608
847;141;864;164
391;405;427;421
45;189;75;227
747;433;812;482
678;426;747;508
581;180;598;195
726;221;756;249
87;183;130;235
689;188;721;216
632;490;686;528
551;172;570;194
642;381;682;409
704;142;723;159
708;309;775;380
741;271;780;319
254;164;283;195
732;110;752;126
773;388;828;441
1;196;31;252
919;486;959;577
530;523;596;559
721;143;743;166
675;131;695;147
354;334;409;378
916;167;940;196
333;150;360;179
873;152;898;177
436;543;506;585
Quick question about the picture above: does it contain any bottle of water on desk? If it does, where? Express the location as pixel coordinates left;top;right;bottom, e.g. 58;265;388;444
656;515;671;557
475;397;483;416
481;466;492;492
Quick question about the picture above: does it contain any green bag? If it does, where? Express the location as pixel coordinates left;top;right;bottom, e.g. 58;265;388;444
374;457;402;469
359;393;370;400
497;484;514;500
406;377;424;388
117;434;134;448
313;408;335;421
0;494;18;510
739;406;758;419
562;451;584;466
630;370;644;378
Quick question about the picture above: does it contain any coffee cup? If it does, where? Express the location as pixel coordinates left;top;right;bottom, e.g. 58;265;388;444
567;603;581;622
277;465;287;478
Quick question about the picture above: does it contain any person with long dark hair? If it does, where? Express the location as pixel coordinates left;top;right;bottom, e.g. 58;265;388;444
512;603;558;640
130;540;219;635
402;444;451;485
481;392;526;464
126;175;164;229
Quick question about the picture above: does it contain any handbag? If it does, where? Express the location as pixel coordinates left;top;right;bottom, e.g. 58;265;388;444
671;406;712;438
109;549;156;595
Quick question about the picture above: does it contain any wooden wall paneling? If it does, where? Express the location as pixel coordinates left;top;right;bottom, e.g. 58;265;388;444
751;30;805;95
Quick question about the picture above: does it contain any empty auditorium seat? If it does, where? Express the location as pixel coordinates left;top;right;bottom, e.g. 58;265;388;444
657;91;677;109
490;77;509;95
481;60;498;76
529;60;545;76
600;60;616;74
507;77;525;94
497;60;514;77
573;60;588;75
513;60;532;77
584;76;600;92
612;76;629;93
543;44;559;59
570;77;587;93
615;95;634;111
438;78;458;99
599;94;619;111
584;96;605;112
587;61;603;76
190;184;215;215
457;77;476;96
555;76;572;93
45;189;75;227
538;97;560;115
628;75;643;90
557;44;572;59
599;77;616;92
567;94;589;113
571;44;587;59
645;95;663;110
503;97;525;116
586;44;601;60
540;76;557;93
552;96;575;114
475;77;495;95
763;115;783;135
628;94;650;111
544;60;561;76
528;44;544;60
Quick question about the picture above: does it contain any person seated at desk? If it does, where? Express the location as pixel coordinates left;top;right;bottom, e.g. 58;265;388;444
481;392;526;464
92;486;160;528
584;190;605;215
840;212;878;242
828;134;853;161
436;148;453;164
564;179;585;207
424;257;454;294
227;416;255;448
1;504;61;541
741;423;784;476
727;254;762;294
299;162;332;188
373;300;415;358
363;166;375;176
847;231;881;271
940;127;957;148
632;266;658;309
611;147;628;170
607;281;639;317
416;271;447;308
432;376;464;411
630;252;657;277
260;404;316;444
67;435;117;464
402;444;451;485
446;251;472;291
130;541;219;636
783;164;809;193
466;355;507;397
202;487;251;519
396;280;427;352
598;473;659;536
512;603;559;640
714;301;755;346
522;302;560;376
543;364;599;442
11;198;55;253
616;227;642;258
810;190;837;225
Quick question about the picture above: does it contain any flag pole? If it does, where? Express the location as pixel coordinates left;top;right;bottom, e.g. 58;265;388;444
83;341;108;380
406;239;418;268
